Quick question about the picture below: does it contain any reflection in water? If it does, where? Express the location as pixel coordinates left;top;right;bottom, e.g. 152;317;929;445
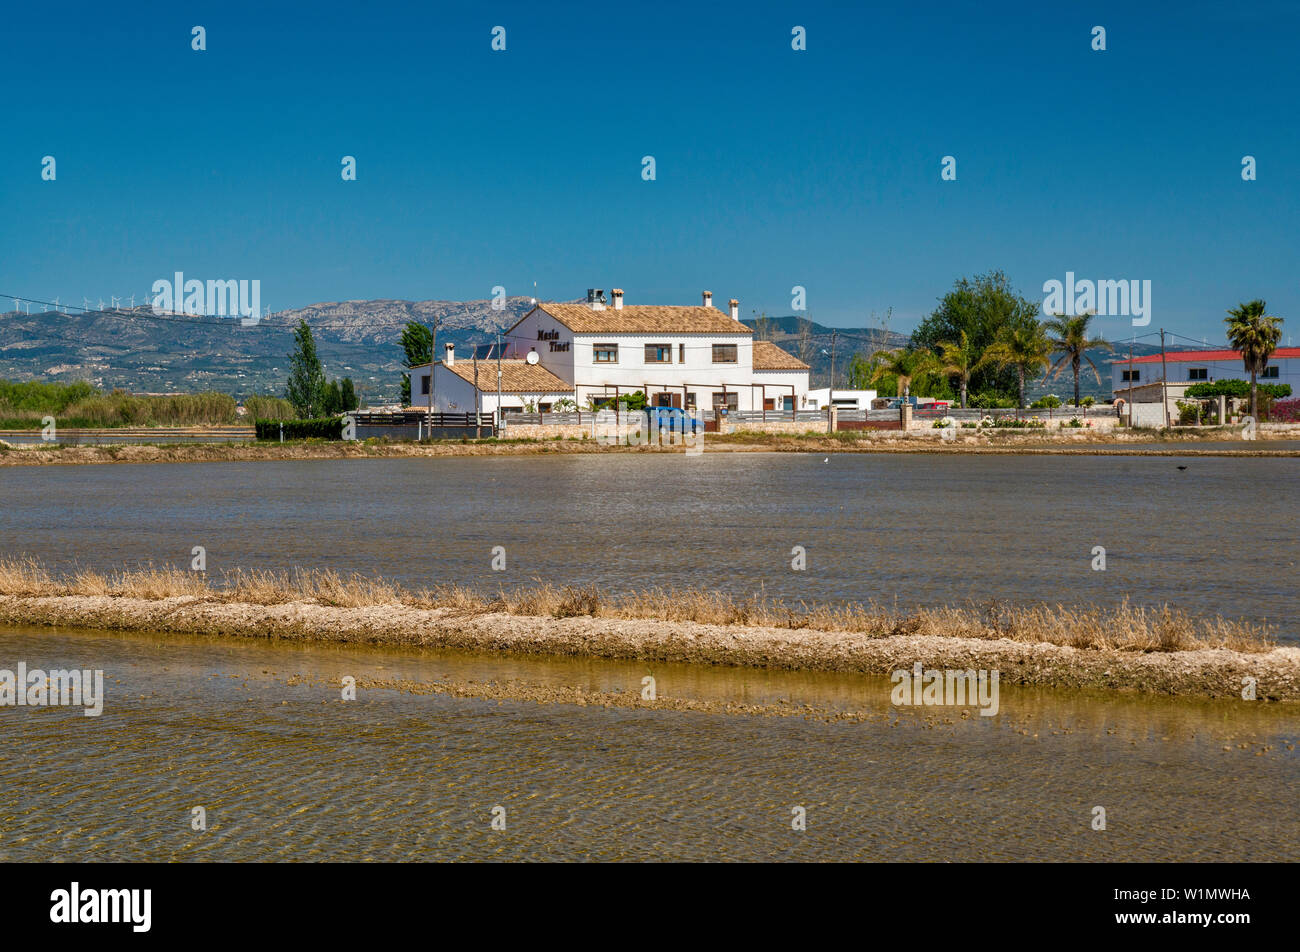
0;453;1295;639
3;627;1297;862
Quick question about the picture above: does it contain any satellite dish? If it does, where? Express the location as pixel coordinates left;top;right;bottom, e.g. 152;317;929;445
526;351;540;365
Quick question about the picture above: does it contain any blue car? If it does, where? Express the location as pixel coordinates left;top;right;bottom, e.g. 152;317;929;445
644;406;703;433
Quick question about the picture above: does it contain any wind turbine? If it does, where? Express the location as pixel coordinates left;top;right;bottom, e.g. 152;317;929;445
53;296;60;312
99;298;105;311
111;296;120;309
82;298;91;312
129;293;135;308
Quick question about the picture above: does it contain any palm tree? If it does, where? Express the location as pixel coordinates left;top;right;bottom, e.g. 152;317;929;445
868;347;940;398
1044;312;1113;407
974;321;1051;410
1224;300;1283;421
936;330;978;408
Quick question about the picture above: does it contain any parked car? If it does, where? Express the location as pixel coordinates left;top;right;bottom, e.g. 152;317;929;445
885;396;921;409
644;406;703;433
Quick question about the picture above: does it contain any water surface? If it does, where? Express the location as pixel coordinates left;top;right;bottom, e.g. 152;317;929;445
1;453;1294;638
3;626;1296;861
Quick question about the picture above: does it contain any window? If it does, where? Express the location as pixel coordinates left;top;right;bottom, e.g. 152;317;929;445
712;392;739;411
645;343;671;363
712;343;738;363
686;392;697;410
594;343;618;363
679;344;686;363
1121;370;1140;382
1188;367;1208;380
1262;366;1280;379
420;374;430;395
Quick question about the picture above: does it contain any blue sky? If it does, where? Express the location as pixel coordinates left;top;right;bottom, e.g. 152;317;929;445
3;0;1298;345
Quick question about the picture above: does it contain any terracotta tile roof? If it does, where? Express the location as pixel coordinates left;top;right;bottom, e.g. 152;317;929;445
530;302;752;335
415;358;573;393
752;339;810;370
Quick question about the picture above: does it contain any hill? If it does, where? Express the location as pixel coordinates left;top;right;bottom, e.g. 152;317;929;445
0;300;1172;404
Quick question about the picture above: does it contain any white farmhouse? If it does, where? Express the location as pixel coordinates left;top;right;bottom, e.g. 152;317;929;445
411;289;812;414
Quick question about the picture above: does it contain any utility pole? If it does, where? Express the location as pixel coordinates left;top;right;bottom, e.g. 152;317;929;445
829;330;837;407
1159;328;1170;428
496;330;503;437
1126;334;1135;426
426;316;437;440
473;350;481;438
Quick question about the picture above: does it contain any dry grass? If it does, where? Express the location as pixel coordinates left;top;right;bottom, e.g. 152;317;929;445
0;558;1275;654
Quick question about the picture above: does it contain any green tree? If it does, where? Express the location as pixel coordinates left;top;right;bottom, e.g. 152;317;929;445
912;271;1041;400
340;377;358;412
936;329;979;408
1044;311;1113;407
867;347;941;398
321;380;343;415
974;321;1051;410
399;322;433;405
285;320;327;418
1224;300;1283;421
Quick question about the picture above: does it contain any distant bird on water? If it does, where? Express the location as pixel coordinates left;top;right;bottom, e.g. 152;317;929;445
823;457;829;463
1177;465;1188;471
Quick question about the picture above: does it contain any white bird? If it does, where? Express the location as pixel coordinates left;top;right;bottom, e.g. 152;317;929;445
823;457;829;463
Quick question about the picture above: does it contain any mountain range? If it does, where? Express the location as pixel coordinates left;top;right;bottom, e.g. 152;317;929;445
0;299;1163;403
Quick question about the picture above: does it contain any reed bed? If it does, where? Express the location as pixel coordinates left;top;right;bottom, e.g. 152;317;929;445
0;383;238;429
0;558;1275;654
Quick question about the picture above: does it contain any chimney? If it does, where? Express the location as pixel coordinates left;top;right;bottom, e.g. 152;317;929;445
612;288;624;310
728;298;739;320
589;288;606;311
443;342;454;367
702;290;713;308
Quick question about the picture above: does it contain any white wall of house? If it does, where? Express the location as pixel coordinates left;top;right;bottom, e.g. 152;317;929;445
749;370;814;409
805;388;877;410
412;298;816;414
505;309;577;382
568;333;758;408
505;311;770;409
409;364;571;413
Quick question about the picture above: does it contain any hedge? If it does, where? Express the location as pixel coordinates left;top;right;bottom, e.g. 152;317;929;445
254;417;344;440
1184;379;1291;399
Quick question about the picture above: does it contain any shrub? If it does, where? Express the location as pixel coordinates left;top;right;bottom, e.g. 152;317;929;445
1030;395;1061;409
254;417;344;440
1185;379;1291;400
1175;400;1202;425
245;395;296;420
970;390;1016;409
1271;398;1300;423
988;416;1047;428
1080;396;1096;407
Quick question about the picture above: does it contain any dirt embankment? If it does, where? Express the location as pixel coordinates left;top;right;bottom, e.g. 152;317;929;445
0;427;1296;466
3;593;1296;701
